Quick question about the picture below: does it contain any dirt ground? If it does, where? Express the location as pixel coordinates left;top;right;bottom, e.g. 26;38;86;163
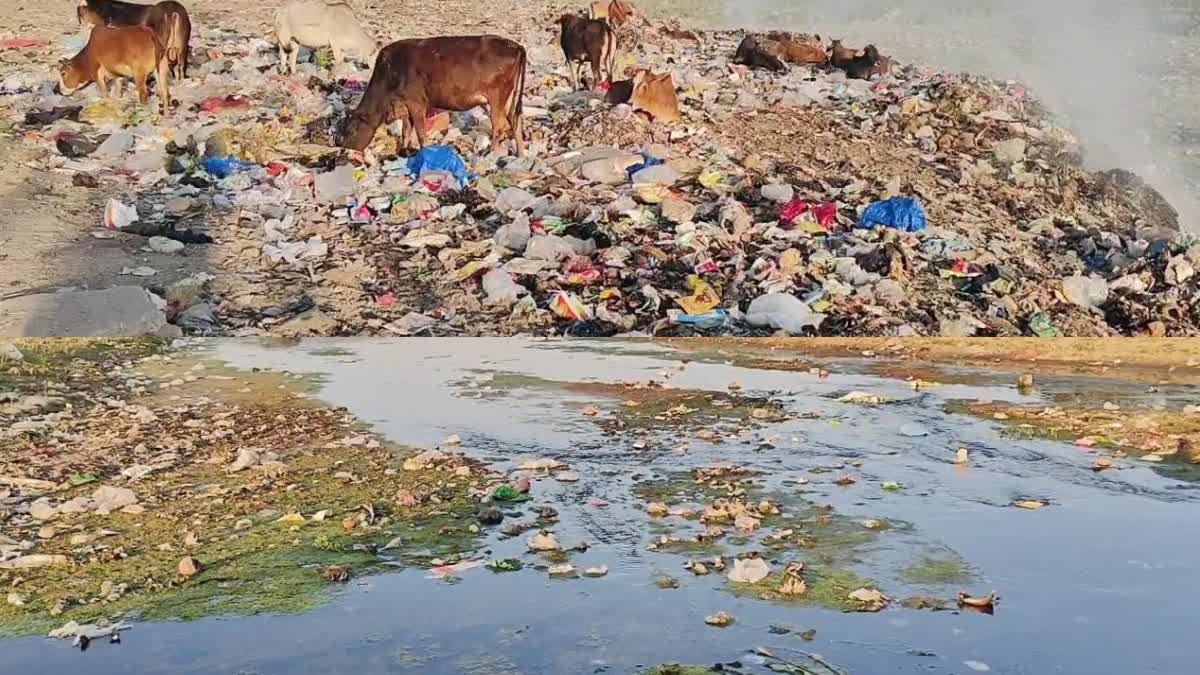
699;337;1200;382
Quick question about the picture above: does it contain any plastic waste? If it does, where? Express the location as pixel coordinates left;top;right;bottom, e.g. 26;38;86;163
675;275;721;315
626;154;664;177
199;95;253;113
671;309;729;329
482;269;527;306
405;145;474;185
494;186;537;212
525;234;577;261
203;156;257;179
549;291;591;320
745;293;826;334
1061;276;1108;310
147;236;184;254
94;131;134;157
263;236;329;266
103;199;139;230
314;164;356;203
859;197;928;232
494;214;532;251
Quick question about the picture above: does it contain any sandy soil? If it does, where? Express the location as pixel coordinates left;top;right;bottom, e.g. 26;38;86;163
700;337;1200;382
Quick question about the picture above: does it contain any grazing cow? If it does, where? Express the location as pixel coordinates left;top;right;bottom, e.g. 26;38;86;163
58;24;171;114
607;69;679;123
558;13;616;90
77;0;190;79
340;36;527;157
828;39;860;69
734;35;786;72
843;45;882;80
588;0;635;27
274;0;378;75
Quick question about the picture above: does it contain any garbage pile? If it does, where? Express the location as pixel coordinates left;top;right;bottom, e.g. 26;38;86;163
3;14;1197;337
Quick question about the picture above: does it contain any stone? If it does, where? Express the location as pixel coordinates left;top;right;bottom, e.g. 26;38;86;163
177;556;203;578
277;308;338;336
0;342;23;361
992;138;1028;164
660;195;697;224
92;485;138;514
0;286;168;337
147;236;184;254
29;498;58;521
761;183;794;204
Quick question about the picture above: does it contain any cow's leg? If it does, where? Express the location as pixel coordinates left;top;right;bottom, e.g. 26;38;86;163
330;42;343;70
288;42;300;75
590;59;603;91
157;55;171;114
406;99;428;151
109;78;122;100
96;69;110;99
135;72;149;105
512;106;525;158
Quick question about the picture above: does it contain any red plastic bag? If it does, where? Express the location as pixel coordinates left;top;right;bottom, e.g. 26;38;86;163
199;96;253;113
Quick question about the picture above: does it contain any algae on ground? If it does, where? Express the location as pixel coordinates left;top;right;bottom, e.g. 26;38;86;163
642;664;719;675
0;340;490;638
902;556;974;586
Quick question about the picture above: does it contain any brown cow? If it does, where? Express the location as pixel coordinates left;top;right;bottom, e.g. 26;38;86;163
58;24;171;113
828;39;860;69
589;0;635;27
340;36;526;157
607;69;679;123
77;0;191;80
868;55;895;78
765;33;828;66
558;13;617;90
734;35;786;72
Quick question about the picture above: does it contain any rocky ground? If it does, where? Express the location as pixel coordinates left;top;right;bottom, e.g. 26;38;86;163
1;0;1197;338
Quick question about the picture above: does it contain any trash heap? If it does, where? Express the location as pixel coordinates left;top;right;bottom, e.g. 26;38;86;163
4;16;1197;337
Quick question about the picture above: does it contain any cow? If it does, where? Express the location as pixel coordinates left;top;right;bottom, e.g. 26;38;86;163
734;35;786;72
764;32;828;65
607;69;679;123
340;36;527;157
828;39;860;69
274;0;379;75
58;23;171;114
558;13;616;90
77;0;190;80
843;45;883;80
868;55;895;78
588;0;635;28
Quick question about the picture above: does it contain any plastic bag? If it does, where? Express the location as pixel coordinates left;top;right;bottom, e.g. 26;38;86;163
103;199;139;230
744;293;826;334
405;145;474;186
203;156;257;178
858;197;928;232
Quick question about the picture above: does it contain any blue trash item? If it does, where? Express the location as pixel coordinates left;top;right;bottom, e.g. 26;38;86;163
859;197;928;233
674;309;729;330
626;155;664;177
405;145;474;185
203;156;257;178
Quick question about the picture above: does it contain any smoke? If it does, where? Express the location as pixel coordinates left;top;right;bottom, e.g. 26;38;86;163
699;0;1198;230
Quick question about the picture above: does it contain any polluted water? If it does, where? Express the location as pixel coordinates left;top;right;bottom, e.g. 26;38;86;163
1;339;1199;675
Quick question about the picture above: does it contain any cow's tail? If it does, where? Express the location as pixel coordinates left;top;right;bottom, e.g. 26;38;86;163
169;11;185;66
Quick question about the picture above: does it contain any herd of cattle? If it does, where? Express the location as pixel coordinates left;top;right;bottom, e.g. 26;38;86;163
57;0;894;158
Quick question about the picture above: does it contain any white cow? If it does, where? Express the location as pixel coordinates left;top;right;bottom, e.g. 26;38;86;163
274;0;378;75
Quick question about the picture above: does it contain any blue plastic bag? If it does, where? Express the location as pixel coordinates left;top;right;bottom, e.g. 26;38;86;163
405;145;474;185
858;197;928;233
626;155;664;178
203;156;257;178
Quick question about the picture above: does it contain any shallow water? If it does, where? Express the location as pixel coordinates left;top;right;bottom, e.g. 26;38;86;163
5;339;1199;674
